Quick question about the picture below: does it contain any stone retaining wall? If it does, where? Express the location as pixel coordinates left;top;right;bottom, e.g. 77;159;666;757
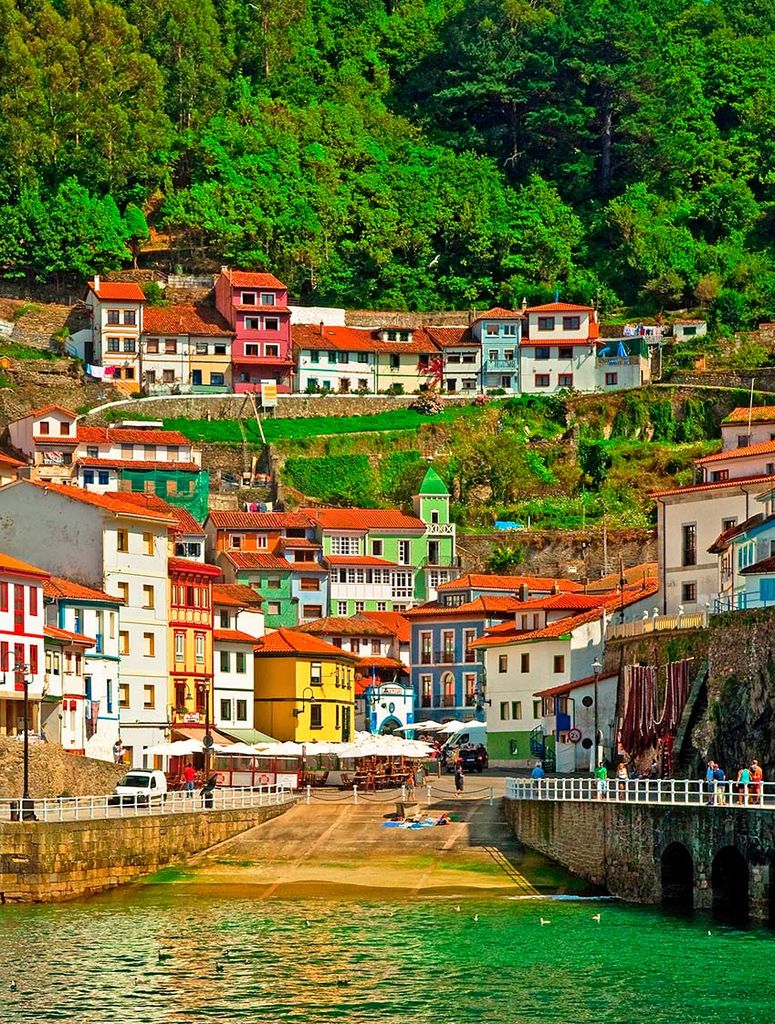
671;369;775;392
0;801;293;902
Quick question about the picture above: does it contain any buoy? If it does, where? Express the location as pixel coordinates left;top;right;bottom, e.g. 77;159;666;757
10;981;16;992
592;913;601;922
473;914;479;922
540;918;551;926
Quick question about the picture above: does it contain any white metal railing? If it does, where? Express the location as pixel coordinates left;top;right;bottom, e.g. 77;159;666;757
606;610;707;640
505;776;774;810
0;785;295;823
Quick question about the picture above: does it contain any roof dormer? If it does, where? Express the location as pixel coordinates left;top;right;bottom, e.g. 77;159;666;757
380;327;414;343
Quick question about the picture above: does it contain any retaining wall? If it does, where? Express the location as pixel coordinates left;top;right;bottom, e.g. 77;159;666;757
0;801;293;902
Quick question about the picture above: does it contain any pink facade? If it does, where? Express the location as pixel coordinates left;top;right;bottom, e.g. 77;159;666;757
215;268;294;395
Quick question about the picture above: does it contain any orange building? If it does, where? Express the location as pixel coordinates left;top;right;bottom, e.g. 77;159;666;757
168;557;221;733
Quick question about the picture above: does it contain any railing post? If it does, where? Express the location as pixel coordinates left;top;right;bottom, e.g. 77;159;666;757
426;784;432;807
353;785;358;805
489;787;493;806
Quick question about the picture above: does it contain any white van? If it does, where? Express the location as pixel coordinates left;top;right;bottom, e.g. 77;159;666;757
109;769;168;806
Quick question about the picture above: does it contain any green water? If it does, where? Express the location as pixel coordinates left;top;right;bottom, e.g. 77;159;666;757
2;885;774;1024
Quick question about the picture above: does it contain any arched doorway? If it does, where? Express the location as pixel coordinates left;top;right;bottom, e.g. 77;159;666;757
661;842;694;910
712;846;749;922
380;717;402;736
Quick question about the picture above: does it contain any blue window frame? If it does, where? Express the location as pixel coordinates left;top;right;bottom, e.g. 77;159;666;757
98;470;110;486
83;470;95;484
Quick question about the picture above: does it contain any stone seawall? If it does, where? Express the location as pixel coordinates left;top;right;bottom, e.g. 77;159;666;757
0;801;294;902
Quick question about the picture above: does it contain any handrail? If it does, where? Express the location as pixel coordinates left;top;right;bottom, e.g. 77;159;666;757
505;776;772;810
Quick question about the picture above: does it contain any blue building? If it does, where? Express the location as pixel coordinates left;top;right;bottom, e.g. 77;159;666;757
471;307;523;393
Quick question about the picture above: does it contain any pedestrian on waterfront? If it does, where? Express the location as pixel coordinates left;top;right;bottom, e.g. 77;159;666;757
736;764;751;805
183;762;196;798
706;760;716;806
750;760;763;805
595;762;608;800
454;761;464;797
531;761;545;798
713;763;727;805
616;762;628;799
113;738;124;764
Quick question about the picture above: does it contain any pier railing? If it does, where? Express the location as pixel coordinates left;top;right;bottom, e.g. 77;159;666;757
1;785;296;824
505;776;773;810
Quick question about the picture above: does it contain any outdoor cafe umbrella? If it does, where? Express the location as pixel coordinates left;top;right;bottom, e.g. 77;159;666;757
437;720;470;734
145;739;202;756
395;721;443;732
212;742;260;755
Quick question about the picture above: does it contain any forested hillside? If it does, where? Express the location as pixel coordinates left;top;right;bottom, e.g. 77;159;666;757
2;0;775;320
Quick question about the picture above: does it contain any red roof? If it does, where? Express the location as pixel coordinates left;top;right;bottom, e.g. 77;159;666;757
0;451;26;468
255;628;360;659
11;404;77;422
225;270;286;289
0;551;48;579
143;304;233;337
525;302;595;313
279;538;321;550
168;557;221;578
234;304;290;314
292;323;440;356
166;506;204;537
708;513;769;554
207;511;314;530
213;628;259;644
520;337;601;348
722;407;775;425
44;576;122;604
696;440;775;465
77;425;192;446
325;555;399;567
27;481;178;523
303;508;425;531
534;671;618;699
437;573;582;594
222;552;293;571
424;326;475;347
77;457;201;473
740;555;775;575
44;624;95;646
651;473;775;498
357;611;411;644
512;593;607;612
472;306;524;322
213;583;264;607
88;280;146;301
297;616;394;638
404;596;523;619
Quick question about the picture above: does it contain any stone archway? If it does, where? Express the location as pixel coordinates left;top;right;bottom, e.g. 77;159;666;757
379;717;402;736
712;845;749;922
661;841;694;910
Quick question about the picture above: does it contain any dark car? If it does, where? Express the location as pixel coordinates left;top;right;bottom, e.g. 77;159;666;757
451;745;488;773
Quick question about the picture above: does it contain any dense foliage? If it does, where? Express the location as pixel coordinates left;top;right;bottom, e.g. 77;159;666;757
4;0;775;320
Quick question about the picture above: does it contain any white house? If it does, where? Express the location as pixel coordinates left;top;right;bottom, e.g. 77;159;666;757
83;277;146;389
42;624;93;755
425;326;482;395
520;302;601;393
0;552;47;739
535;671;619;773
7;405;80;485
43;575;123;761
720;406;775;451
213;583;264;736
0;480;175;765
672;319;707;342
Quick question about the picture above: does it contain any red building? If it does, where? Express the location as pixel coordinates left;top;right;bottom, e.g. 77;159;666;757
214;267;293;396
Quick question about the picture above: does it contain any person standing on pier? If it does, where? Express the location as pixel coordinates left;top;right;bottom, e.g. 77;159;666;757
454;761;464;797
595;762;608;800
750;760;763;805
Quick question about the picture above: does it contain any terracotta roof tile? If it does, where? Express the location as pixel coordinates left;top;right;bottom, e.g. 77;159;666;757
436;573;582;594
143;304;233;337
651;473;775;498
722;407;775;425
207;511;314;530
44;576;122;604
11;404;77;422
696;439;775;465
472;306;523;322
357;611;411;643
325;555;399;567
296;616;394;638
44;624;95;646
226;270;286;289
213;583;264;607
424;326;475;347
88;280;146;301
525;302;595;313
355;656;407;671
222;552;293;571
168;557;221;578
213;628;259;644
303;508;425;531
708;513;770;554
0;451;26;468
255;628;360;659
292;323;440;355
77;457;201;473
534;671;618;698
76;425;192;446
0;550;48;579
27;481;177;523
740;555;775;575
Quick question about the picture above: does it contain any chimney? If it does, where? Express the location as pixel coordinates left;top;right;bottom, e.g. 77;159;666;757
319;321;324;335
94;274;100;291
221;265;229;274
521;296;527;312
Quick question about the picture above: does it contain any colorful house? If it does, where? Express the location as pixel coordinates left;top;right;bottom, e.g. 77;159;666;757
41;624;94;754
213;583;264;736
520;302;601;394
0;552;47;739
253;628;358;742
7;405;81;485
141;303;234;394
470;307;523;393
168;558;221;737
214;268;293;396
83;277;146;389
424;326;480;395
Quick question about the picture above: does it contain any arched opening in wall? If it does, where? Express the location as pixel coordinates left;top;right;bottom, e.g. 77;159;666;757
661;842;694;911
712;846;749;923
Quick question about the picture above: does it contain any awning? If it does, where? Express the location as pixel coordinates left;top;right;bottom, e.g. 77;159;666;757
171;725;237;745
218;727;279;745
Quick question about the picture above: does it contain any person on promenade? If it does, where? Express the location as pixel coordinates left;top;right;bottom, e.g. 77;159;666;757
706;760;716;805
595;762;608;800
531;761;545;798
616;762;629;799
113;738;124;764
750;760;763;805
736;764;751;805
713;763;727;805
183;762;196;798
454;761;464;797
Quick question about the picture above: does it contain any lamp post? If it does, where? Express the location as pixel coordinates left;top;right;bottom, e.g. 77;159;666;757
198;682;213;777
6;660;35;820
591;657;602;771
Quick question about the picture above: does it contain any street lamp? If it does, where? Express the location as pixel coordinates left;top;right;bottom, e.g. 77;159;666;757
591;657;602;771
4;660;35;819
197;682;213;777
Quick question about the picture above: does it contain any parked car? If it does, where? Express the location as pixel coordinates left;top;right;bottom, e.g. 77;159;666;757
447;744;488;773
108;769;168;806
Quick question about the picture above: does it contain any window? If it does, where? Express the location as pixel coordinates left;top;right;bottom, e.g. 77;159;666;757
195;342;208;355
398;540;411;564
310;704;323;729
537;317;555;331
146;338;160;354
309;351;320;364
533;700;542;720
331;535;360;556
143;685;155;709
558;374;574;388
710;470;729;482
245;343;260;356
242;292;257;305
236;651;247;673
124;310;136;326
175;633;185;662
354;601;365;612
520;653;530;673
210;372;225;386
357;352;369;364
107;310;120;325
124;368;135;380
230;534;243;550
98;470;110;486
558;346;574;360
512;700;522;720
163;369;175;383
267;602;281;615
219;649;231;673
534;374;550;388
143;532;154;556
123;340;136;353
390;354;400;369
377;601;387;611
260;293;275;306
236;699;248;722
116;581;129;605
498;654;508;673
553;655;565;673
562;316;580;331
116;529;128;552
310;662;322;686
142;585;154;609
220;699;232;721
605;372;618;386
83;469;95;485
534;346;551;360
485;324;500;337
264;318;280;332
737;434;750;448
0;581;6;612
300;577;319;591
500;701;509;721
267;577;281;590
214;343;227;355
195;634;205;664
119;684;130;709
107;338;120;352
143;632;155;657
245;319;260;332
682;582;697;603
464;629;476;663
682;523;697;567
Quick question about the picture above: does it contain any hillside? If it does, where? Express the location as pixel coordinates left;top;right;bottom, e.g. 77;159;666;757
2;0;775;328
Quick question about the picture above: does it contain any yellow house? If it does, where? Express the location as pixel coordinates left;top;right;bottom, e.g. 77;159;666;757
168;557;221;731
253;628;357;742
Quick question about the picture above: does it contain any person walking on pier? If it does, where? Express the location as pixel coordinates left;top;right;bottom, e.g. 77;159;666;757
736;764;751;805
750;760;763;805
706;760;717;805
713;763;727;805
454;761;464;797
595;762;608;800
183;763;196;798
531;761;545;798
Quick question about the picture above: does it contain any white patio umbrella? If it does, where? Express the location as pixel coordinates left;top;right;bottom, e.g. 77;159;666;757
437;720;472;734
145;738;202;756
212;742;259;755
396;721;443;732
254;741;306;757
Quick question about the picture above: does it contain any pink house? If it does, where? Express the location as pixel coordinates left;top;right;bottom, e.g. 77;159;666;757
214;268;294;396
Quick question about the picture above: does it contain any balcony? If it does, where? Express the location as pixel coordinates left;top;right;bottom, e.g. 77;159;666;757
421;695;432;708
426;522;455;536
434;650;456;664
486;359;518;370
420;652;432;665
439;695;456;708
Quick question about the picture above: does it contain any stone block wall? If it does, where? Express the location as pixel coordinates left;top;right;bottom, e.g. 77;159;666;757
0;801;293;902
